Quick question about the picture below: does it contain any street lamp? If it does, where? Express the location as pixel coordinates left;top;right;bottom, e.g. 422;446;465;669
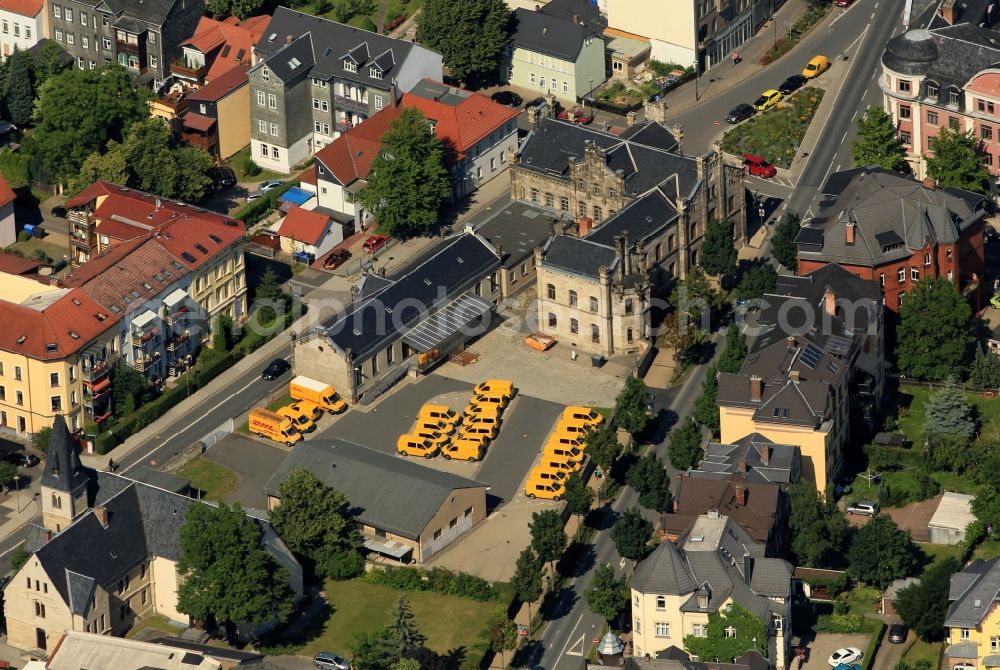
290;330;298;372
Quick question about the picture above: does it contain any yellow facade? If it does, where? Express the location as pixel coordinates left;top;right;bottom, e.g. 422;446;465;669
0;353;91;435
948;605;1000;667
631;589;710;659
188;245;248;332
215;84;251;160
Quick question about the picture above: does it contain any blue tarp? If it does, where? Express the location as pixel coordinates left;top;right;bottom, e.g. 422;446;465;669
277;187;313;206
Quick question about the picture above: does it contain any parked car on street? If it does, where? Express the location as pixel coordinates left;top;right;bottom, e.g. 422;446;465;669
261;358;291;381
834;0;855;7
846;500;879;517
210;166;237;189
313;652;351;670
803;55;831;79
888;624;908;643
725;103;755;124
741;153;777;178
4;452;39;467
778;74;807;94
50;205;67;218
752;89;782;111
362;234;390;254
558;107;595;124
827;648;863;667
323;249;351;270
490;90;523;107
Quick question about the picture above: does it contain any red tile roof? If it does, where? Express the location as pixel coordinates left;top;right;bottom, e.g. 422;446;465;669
0;288;117;360
279;206;332;246
297;166;316;186
181;15;271;81
0;0;44;17
182;112;217;132
314;106;402;186
402;82;518;155
188;65;248;103
0;175;15;208
0;254;42;276
73;240;192;315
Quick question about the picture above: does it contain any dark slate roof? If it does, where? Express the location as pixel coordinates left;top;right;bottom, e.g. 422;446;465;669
255;7;427;88
541;234;618;279
630;538;697;594
317;233;500;362
800;168;985;268
72;0;181;26
585;188;678;247
666;473;785;547
472;200;557;269
773;263;881;309
717;373;830;428
261;32;315;82
263;439;487;540
41;415;92;494
946;558;1000;627
518;118;699;200
146;637;264;663
510;6;601;61
693;433;801;485
618;121;680;152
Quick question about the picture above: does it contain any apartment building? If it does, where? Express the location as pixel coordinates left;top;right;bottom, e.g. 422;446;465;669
0;0;45;58
795;167;986;313
944;557;1000;670
248;6;443;173
47;0;202;85
3;417;301;651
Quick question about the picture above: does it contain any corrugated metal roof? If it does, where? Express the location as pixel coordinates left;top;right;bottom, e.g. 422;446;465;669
929;491;976;531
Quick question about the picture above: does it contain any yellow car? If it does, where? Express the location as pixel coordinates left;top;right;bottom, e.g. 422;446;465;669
803;55;830;79
752;89;782;112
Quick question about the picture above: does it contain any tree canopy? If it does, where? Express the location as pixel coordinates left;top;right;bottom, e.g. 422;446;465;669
529;509;566;571
626;452;673;513
926;127;991;195
897;277;972;381
563;472;595;518
693;364;721;438
971;485;1000;538
847;516;921;588
850;106;907;171
701;219;737;277
735;263;778;303
770;213;801;270
683;602;768;662
668;417;703;471
486;608;518;667
206;0;263;19
969;346;1000;390
585;564;629;623
176;502;295;640
510;547;543;620
924;380;976;439
718;324;748;375
787;482;847;569
417;0;512;84
615;375;650;436
358;107;451;238
585;426;622;473
5;48;36;128
670;267;722;332
611;507;653;561
388;596;427;655
895;557;960;641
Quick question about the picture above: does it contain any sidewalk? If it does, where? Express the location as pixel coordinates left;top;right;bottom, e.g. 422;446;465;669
659;0;812;117
0;480;40;543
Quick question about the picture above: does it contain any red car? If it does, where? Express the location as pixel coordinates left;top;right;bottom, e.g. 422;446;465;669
558;107;595;125
834;0;854;6
741;153;777;178
362;234;390;254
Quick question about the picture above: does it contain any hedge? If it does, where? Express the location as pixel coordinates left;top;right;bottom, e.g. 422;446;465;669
862;620;886;670
232;180;298;227
361;566;498;602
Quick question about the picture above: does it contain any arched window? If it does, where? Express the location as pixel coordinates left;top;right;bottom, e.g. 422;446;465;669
589;296;598;312
568;290;578;307
591;324;600;343
570;318;579;334
655;596;665;609
547;284;555;299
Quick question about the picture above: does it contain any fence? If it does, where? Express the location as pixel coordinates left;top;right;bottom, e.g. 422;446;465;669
200;418;234;449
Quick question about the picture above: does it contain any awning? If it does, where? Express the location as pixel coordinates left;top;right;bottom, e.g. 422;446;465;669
183;112;216;133
277;187;314;206
132;309;158;329
163;287;189;308
91;377;111;395
401;294;493;353
984;655;1000;667
363;537;413;559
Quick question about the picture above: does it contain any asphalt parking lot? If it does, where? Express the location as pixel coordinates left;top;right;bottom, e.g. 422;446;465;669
204;433;288;510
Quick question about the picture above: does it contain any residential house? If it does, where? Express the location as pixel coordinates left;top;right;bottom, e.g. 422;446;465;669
663;474;789;558
312;78;518;227
180;65;254;159
277;205;341;262
605;0;781;71
795;167;986;313
0;0;45;58
944;557;1000;669
716;263;884;492
880;2;1000;178
0;254;43;277
0;173;14;247
295;231;502;405
505;0;606;103
630;513;793;666
48;0;203;85
0;277;118;434
882;577;919;616
3;416;302;651
594;648;771;670
29;631;225;670
266;438;488;564
928;491;976;545
173;14;269;86
691;432;802;485
248;6;443;173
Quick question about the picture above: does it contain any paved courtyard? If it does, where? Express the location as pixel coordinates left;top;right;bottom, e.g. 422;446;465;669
204;433;288;510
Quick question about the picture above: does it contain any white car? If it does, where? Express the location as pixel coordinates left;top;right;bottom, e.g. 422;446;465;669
828;647;863;666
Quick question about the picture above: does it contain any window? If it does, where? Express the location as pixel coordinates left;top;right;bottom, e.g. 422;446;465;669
562;80;569;94
725;626;737;638
2;20;7;33
927;82;938;98
15;391;23;406
569;290;578;307
51;494;61;508
625;298;633;315
899;130;911;145
560;196;569;212
270;145;278;157
103;37;111;50
898;104;911;119
590;296;598;313
692;624;705;637
578;202;586;217
323;123;330;134
313;98;320;110
53;4;61;17
655;623;670;637
490;157;496;171
898;79;911;93
529;73;536;85
655;596;666;610
270;122;278;136
570;318;579;334
548;313;557;328
591;324;600;343
530;188;539;204
911;268;919;280
149;55;157;68
897;268;905;283
55;28;63;41
25;26;31;38
375;94;384;110
627;327;634;343
369;66;382;78
547;284;555;300
81;35;88;49
344;60;357;72
34;601;45;618
950;89;961;105
259;120;267;133
984;125;994;142
80;11;86;24
593;206;602;222
51;396;62;412
980;99;996;115
544;192;553;208
49;372;59;387
961;628;971;640
268;93;277;109
386;344;394;365
260;143;269;157
148;32;155;44
14;366;21;381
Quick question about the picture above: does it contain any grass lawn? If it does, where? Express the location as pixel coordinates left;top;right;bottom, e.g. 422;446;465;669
226;146;291;182
298;579;497;658
896;383;1000;443
178;457;238;501
10;237;68;264
126;614;185;639
720;87;825;169
902;638;943;666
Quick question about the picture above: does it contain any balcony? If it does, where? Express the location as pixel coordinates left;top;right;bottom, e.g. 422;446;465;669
334;94;369;115
164;305;190;326
170;59;207;81
166;332;189;352
134;350;161;372
131;326;160;347
82;361;109;382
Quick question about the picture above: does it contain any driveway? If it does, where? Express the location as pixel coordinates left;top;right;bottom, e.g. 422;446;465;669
796;632;873;669
872;627;911;670
845;495;940;542
204;433;288;510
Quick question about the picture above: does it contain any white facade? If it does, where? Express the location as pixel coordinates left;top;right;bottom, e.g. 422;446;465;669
0;0;44;59
453;122;517;198
252;132;310;175
0;197;14;247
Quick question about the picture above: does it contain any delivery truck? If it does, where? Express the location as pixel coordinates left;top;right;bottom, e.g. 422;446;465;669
289;376;347;414
249;408;302;446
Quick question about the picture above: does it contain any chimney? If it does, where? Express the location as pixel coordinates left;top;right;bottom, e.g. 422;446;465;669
578;217;593;236
626;110;637;126
671;123;684;153
734;481;747;505
824;288;837;317
94;506;109;528
573;13;580;23
789;369;800;382
787;336;797;349
45;530;52;543
672;499;680;513
761;445;772;465
922;176;936;189
285;34;294;44
737;461;748;475
749;375;763;402
846;221;856;245
939;0;956;23
743;554;754;585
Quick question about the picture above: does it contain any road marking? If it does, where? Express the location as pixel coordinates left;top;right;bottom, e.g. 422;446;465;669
852;110;859;120
559;616;586;658
840;130;848;144
870;11;875;18
619;556;627;569
871;70;877;80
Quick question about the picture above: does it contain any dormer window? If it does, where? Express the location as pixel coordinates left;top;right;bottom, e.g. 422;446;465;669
344;60;357;72
369;66;382;79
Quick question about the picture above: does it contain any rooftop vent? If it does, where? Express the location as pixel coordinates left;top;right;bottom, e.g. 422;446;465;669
71;298;81;306
16;336;25;344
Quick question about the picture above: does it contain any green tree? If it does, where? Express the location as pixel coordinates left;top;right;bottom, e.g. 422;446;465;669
352;627;400;670
788;482;847;568
388;596;426;655
971;485;1000;538
529;509;566;574
510;547;543;622
897;278;972;380
584;564;628;623
670;267;722;332
912;470;941;501
563;472;595;519
486;608;518;668
668;417;702;471
213;314;233;351
894;557;960;641
110;360;150;417
392;660;421;670
176;502;295;641
0;57;8;119
417;0;511;83
31;426;52;454
770;212;801;270
924;380;976;439
971;439;1000;485
661;311;704;365
0;150;32;189
850;105;906;171
969;346;1000;389
5;48;36;127
611;507;652;561
0;462;18;491
34;39;71;89
693;364;721;437
34;66;148;183
700;219;737;277
268;469;364;579
9;544;27;572
718;324;748;375
123;392;136;417
626;452;673;513
615;375;650;436
847;516;921;588
735;263;778;302
206;0;263;18
585;426;621;473
683;602;768;661
926;127;991;195
358;108;450;238
77;139;129;186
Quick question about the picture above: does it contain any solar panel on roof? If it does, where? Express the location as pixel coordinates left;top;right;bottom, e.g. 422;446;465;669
800;343;823;369
825;335;852;355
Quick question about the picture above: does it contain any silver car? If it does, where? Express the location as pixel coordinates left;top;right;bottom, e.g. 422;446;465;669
314;652;350;670
846;500;879;517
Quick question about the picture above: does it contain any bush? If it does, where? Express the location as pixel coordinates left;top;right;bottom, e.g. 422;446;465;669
361;566;497;601
721;88;825;169
233;181;297;227
863;621;887;670
197;351;242;388
240;153;261;177
17;231;30;242
347;14;376;31
815;612;865;633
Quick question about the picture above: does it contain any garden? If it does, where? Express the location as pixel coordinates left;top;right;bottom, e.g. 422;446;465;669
759;2;831;65
594;61;694;109
720;87;825;169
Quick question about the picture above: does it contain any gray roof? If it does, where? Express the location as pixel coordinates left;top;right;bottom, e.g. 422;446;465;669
946;558;1000;627
717;373;830;428
316;233;500;362
69;0;183;26
255;7;431;89
261;32;315;83
510;6;602;62
798;168;985;267
773;263;881;307
631;539;698;594
694;433;800;485
42;415;91;494
129;465;191;494
518;119;696;200
585;188;679;247
884;577;920;600
472;200;558;269
541;234;618;279
264;438;487;540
